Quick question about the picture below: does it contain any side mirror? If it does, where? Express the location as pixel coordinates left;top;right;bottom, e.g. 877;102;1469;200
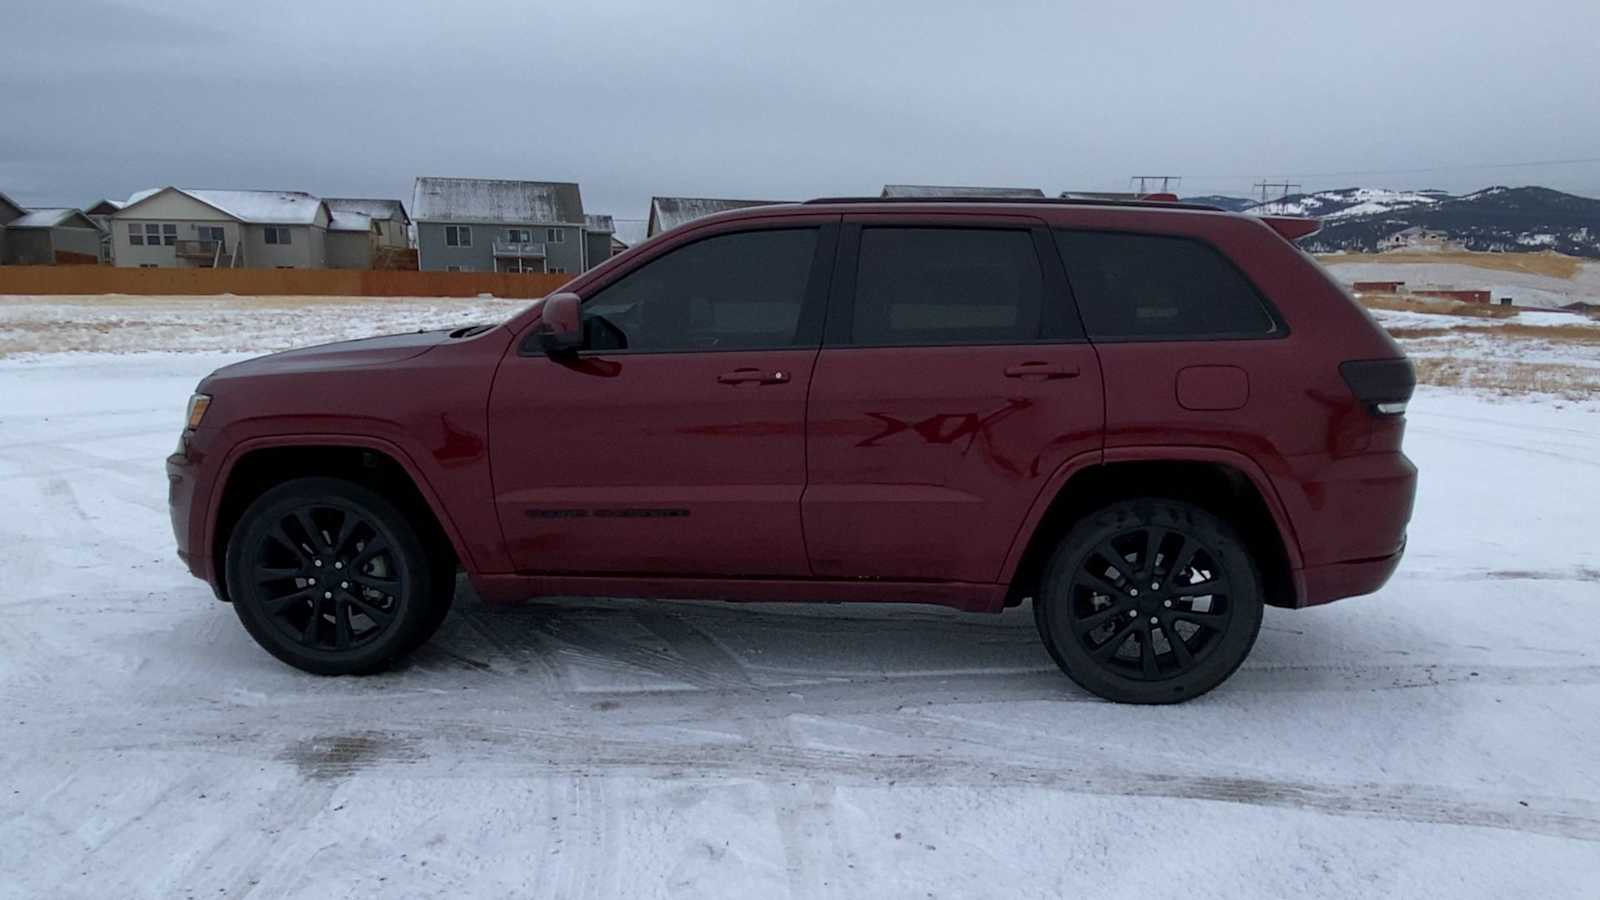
535;292;582;356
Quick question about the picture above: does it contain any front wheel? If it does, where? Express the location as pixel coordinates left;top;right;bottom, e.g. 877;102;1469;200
224;477;448;675
1034;498;1264;704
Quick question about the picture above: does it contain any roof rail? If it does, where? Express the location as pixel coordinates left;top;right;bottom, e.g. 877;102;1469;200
802;196;1224;212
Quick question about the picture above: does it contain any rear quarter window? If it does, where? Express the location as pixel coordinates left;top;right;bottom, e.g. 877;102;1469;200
1053;230;1280;341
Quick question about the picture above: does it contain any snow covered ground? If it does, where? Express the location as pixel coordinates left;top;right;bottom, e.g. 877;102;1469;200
2;297;1599;898
1322;257;1600;310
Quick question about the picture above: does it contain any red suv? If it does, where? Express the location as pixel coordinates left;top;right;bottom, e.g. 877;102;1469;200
167;197;1416;703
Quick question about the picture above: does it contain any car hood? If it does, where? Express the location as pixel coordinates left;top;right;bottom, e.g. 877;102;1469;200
203;328;462;382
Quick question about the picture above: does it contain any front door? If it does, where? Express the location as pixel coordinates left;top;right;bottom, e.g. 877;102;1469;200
803;218;1105;582
488;219;837;577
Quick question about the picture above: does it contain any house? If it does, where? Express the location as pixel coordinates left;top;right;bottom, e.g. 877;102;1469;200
1351;281;1406;294
324;198;411;249
0;197;104;266
110;188;331;268
324;211;385;270
881;184;1046;199
413;177;588;274
583;214;617;268
85;199;126;263
646;196;782;238
1382;226;1456;252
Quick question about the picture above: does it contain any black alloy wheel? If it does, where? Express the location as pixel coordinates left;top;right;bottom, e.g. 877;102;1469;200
1035;498;1264;703
225;477;447;674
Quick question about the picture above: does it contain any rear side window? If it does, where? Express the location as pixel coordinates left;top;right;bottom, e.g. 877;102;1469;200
1052;231;1277;340
581;228;818;352
850;227;1042;346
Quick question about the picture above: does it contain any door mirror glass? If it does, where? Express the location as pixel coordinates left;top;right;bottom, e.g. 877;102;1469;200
536;292;583;355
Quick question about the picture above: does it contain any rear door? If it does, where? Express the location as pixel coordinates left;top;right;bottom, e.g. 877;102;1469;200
802;216;1105;582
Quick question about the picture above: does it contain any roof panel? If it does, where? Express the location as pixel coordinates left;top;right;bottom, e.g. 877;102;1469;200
881;184;1047;198
413;177;584;225
649;196;784;233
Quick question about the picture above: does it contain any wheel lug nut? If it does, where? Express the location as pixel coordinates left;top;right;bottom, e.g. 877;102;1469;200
1128;610;1138;618
313;559;323;567
1129;588;1139;597
1163;600;1172;608
1150;616;1159;624
340;581;349;589
323;591;332;599
1152;582;1160;590
334;562;343;570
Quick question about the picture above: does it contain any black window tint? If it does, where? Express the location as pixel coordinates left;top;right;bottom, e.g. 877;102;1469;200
851;228;1041;346
1053;231;1276;340
581;228;817;353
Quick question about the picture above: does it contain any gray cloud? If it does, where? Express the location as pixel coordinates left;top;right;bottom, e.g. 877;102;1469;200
4;0;1599;218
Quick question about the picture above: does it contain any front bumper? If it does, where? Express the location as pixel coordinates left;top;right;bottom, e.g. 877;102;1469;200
167;447;223;599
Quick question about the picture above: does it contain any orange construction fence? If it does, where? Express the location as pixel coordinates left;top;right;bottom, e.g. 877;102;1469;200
0;266;573;298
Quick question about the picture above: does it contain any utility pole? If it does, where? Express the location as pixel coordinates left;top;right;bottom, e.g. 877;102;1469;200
1130;176;1181;196
1253;181;1302;213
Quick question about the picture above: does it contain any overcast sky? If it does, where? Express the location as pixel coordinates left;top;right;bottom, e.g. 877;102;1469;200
5;0;1600;229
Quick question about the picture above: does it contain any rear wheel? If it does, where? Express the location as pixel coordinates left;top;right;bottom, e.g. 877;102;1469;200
224;477;448;675
1033;498;1263;703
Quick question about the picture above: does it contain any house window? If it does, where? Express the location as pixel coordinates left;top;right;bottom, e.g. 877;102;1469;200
447;264;473;272
264;227;291;245
445;225;472;247
546;228;565;243
506;228;532;243
131;223;176;246
139;263;159;268
197;226;225;243
549;266;565;274
129;225;143;246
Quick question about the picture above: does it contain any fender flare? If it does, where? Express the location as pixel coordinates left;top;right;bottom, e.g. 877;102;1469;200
996;444;1305;584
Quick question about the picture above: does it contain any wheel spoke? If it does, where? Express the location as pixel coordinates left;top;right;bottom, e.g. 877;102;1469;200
1173;610;1227;631
330;511;361;557
352;573;400;592
294;509;325;552
352;538;390;569
261;585;318;612
268;524;311;564
255;566;305;583
1089;619;1137;661
300;596;323;643
1076;572;1132;601
1167;536;1197;581
343;592;394;628
1140;527;1165;579
1165;623;1195;667
1139;630;1158;677
334;600;353;649
1074;601;1134;635
1093;541;1131;578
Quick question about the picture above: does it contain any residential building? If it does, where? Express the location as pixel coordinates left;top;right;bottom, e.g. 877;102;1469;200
325;211;385;270
881;184;1046;199
0;195;103;265
110;188;331;268
584;214;617;268
413;177;587;273
646;196;782;238
85;199;126;263
1382;226;1456;252
324;198;411;249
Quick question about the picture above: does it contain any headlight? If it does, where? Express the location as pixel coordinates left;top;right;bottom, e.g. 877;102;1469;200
185;393;212;430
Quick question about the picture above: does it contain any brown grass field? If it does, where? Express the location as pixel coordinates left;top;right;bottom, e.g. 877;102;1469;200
1317;250;1585;279
1356;293;1518;319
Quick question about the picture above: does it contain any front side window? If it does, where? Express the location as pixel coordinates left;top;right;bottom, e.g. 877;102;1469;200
547;228;565;243
849;227;1043;346
197;226;225;243
507;228;531;243
445;225;472;247
1052;231;1277;340
265;226;291;245
129;224;144;246
580;228;817;353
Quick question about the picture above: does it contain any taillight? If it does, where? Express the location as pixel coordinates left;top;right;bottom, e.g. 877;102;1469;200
1340;359;1416;416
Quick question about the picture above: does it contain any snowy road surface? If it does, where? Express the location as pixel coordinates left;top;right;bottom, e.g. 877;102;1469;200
3;346;1600;897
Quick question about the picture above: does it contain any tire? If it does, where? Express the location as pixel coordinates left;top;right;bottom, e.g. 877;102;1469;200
224;476;449;675
1033;498;1263;704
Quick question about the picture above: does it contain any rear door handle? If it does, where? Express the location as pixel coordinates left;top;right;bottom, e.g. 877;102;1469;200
717;368;791;386
1003;362;1080;381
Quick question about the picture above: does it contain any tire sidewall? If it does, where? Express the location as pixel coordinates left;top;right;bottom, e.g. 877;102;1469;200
225;476;435;675
1036;498;1264;704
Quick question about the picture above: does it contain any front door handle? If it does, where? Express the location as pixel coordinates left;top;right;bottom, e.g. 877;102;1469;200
717;368;791;386
1003;361;1080;381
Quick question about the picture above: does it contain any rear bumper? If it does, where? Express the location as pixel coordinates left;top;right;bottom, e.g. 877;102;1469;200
1296;540;1405;607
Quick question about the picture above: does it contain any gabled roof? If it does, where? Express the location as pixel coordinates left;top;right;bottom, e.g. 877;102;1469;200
648;196;783;235
0;191;25;223
10;208;101;230
325;197;410;224
328;211;376;233
413;177;584;225
119;187;327;225
84;199;126;216
584;213;615;234
882;184;1047;199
